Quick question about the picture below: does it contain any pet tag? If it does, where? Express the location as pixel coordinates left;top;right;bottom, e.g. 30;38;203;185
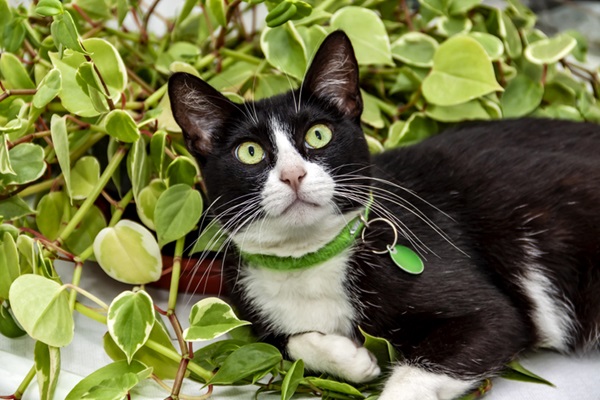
389;245;424;275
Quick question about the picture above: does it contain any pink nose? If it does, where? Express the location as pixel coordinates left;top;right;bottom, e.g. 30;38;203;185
280;166;307;192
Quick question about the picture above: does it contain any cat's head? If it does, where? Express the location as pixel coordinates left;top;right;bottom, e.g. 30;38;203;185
168;31;371;256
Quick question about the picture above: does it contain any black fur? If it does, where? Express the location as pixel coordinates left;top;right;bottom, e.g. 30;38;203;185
169;31;600;391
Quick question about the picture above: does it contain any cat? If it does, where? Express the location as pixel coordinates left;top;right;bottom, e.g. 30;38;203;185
168;31;600;400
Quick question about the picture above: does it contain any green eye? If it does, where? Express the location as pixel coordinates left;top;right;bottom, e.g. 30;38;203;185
235;141;265;164
305;124;333;149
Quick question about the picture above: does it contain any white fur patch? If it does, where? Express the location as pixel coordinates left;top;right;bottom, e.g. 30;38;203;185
378;365;476;400
519;238;575;351
238;249;357;336
287;332;380;383
231;117;359;258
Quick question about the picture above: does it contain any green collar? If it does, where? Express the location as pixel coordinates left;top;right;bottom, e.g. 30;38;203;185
240;199;372;272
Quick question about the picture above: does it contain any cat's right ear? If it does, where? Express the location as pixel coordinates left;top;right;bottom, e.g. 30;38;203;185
168;72;236;156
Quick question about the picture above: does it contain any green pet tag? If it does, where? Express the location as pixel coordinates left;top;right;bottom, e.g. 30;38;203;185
389;245;424;275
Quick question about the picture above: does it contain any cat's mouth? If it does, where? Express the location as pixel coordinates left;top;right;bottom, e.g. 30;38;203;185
281;198;321;215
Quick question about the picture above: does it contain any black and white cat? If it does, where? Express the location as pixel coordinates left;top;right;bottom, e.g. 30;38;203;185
168;31;600;400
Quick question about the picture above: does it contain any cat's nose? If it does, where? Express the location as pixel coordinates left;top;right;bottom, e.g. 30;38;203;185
280;166;307;192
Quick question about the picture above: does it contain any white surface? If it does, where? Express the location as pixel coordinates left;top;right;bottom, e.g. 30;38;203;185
1;261;600;399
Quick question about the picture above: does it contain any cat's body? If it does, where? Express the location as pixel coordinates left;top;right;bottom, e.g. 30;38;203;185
169;32;600;400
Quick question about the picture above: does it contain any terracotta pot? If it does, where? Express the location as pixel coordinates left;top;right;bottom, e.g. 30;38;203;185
152;255;225;295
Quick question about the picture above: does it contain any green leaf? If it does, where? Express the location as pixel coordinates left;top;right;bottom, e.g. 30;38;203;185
426;99;492;122
2;143;46;185
564;30;588;63
361;90;385;129
448;0;482;15
467;32;504;61
35;0;64;16
503;360;555;387
208;61;257;93
33;69;62;109
184;298;251;341
304;377;365;398
0;304;26;338
166;156;198;187
0;196;36;220
422;36;503;106
81;373;139;400
17;234;38;275
209;343;282;385
189;223;228;255
384;113;438;148
107;290;155;363
365;134;384;155
36;192;72;241
9;274;74;347
261;23;307;80
0;223;20;240
492;9;523;59
391;32;438;68
64;205;106;258
192;339;245;372
65;360;152;400
281;359;304;400
136;179;167;231
128;137;151;204
104;315;181;380
34;341;61;400
94;220;162;284
0;134;15;175
254;74;295;101
2;17;26;54
74;0;112;21
500;74;544;118
437;16;472;36
50;114;71;199
0;232;19;300
0;53;35;90
154;184;203;246
359;327;399;368
105;110;140;143
150;130;167;178
51;12;86;53
208;0;226;27
71;156;100;200
578;91;600;123
296;25;327;61
331;6;393;66
524;33;577;65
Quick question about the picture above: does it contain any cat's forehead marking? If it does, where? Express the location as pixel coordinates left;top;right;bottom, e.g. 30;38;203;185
269;116;298;157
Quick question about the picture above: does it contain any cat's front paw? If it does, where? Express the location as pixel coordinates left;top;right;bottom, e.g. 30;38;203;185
378;365;476;400
287;332;381;383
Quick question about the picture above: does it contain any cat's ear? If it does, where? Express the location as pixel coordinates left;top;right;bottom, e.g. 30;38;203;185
168;72;236;156
303;31;362;119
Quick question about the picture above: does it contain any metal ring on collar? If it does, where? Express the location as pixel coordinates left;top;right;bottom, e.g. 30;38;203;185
361;217;399;254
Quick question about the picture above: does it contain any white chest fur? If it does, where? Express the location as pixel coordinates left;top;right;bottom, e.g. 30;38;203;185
238;250;357;337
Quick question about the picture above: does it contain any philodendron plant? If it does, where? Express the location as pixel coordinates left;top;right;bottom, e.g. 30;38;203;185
0;0;598;398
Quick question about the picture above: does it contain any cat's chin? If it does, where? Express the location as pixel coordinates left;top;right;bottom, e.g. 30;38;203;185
280;199;324;224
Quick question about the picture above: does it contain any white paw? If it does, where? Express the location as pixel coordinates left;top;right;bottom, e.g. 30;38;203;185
378;365;476;400
287;332;381;383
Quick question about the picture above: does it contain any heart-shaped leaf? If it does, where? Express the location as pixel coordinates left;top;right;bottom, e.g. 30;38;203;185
2;143;46;185
107;290;155;363
524;34;577;65
136;179;166;231
500;74;544;118
9;274;74;347
391;32;438;68
71;156;101;200
422;36;503;106
50;114;71;200
209;343;282;385
105;110;140;143
33;69;62;109
260;23;307;80
331;6;393;66
0;196;36;220
154;184;203;246
93;220;162;284
184;298;251;341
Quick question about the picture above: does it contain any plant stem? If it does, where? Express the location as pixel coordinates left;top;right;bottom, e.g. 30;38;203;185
144;83;168;109
108;189;134;226
144;340;212;382
69;131;105;162
68;262;84;311
219;48;262;65
57;146;128;245
13;365;36;400
167;236;186;313
17;179;55;198
75;302;108;324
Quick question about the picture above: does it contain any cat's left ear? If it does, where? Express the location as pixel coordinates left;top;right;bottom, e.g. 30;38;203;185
168;72;236;157
303;31;362;119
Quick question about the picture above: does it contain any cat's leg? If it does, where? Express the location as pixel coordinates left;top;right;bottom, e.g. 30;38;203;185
378;311;532;400
286;332;381;383
378;364;476;400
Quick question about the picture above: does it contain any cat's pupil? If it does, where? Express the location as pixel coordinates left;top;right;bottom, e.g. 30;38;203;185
315;130;323;140
248;146;255;156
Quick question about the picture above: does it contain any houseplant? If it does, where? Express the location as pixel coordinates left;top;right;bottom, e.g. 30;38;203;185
1;0;599;398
